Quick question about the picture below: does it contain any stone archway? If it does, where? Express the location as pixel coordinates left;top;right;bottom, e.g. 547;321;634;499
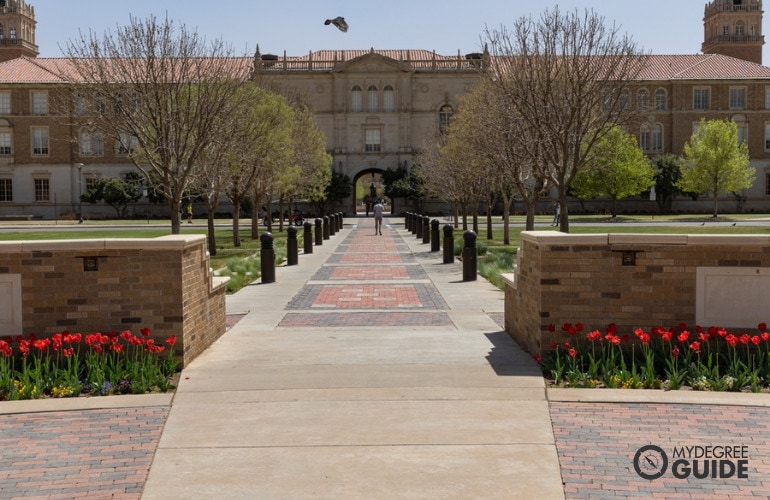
352;169;385;216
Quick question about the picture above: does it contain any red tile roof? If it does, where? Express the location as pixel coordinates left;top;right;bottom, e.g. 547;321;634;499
2;52;770;83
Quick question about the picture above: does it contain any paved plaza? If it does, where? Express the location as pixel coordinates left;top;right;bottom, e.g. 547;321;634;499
1;216;770;499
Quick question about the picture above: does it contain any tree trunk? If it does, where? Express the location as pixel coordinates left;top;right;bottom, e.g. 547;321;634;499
558;191;569;233
486;194;494;240
712;193;719;218
170;199;181;235
207;212;217;256
232;199;241;247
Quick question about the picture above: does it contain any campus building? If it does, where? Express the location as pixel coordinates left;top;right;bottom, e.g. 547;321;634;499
0;0;769;219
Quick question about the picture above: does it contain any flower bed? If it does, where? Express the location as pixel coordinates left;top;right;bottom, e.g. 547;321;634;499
0;328;177;400
535;322;770;392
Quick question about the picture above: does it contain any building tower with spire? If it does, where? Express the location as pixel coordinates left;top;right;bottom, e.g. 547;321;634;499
0;0;37;62
702;0;764;64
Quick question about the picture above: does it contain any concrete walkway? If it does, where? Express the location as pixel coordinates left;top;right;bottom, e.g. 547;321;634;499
142;216;564;499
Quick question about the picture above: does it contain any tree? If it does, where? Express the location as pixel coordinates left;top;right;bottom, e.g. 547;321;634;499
314;170;351;216
650;154;687;215
678;119;754;218
288;103;333;216
81;172;143;218
571;125;655;217
60;15;252;234
484;7;648;232
383;163;425;215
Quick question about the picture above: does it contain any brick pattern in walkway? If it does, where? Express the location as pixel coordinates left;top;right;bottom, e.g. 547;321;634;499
0;407;168;499
280;223;452;328
550;402;770;499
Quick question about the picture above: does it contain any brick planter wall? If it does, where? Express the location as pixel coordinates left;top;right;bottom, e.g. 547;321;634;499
0;235;228;368
504;231;770;356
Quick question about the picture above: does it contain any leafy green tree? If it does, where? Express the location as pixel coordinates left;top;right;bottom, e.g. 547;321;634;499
313;170;351;216
81;172;143;218
678;119;754;218
571;125;655;217
383;164;425;214
650;154;687;215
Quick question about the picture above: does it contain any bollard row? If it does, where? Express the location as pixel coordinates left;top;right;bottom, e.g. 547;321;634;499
261;213;345;283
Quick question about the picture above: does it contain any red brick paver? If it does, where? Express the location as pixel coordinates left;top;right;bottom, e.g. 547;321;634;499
0;407;168;499
550;402;770;499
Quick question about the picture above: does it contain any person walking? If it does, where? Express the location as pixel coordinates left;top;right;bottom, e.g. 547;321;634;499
373;199;384;235
186;203;193;224
551;201;560;226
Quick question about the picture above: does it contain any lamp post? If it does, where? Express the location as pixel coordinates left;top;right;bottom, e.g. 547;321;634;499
76;163;83;223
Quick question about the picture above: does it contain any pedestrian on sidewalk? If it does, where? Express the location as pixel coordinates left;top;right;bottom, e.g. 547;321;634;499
551;201;560;226
373;199;384;235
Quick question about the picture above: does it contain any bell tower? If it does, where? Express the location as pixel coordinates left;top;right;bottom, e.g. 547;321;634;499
703;0;764;64
0;0;37;63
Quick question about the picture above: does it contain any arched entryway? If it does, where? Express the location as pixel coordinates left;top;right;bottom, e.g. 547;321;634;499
352;169;389;216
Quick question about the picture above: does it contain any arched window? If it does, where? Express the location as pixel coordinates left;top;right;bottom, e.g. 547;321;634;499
651;123;663;152
383;85;394;112
439;104;454;134
351;86;362;112
654;89;667;111
639;124;651;152
367;85;378;112
637;89;649;111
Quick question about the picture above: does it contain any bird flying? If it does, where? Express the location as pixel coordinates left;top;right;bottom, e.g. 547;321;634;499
324;16;348;32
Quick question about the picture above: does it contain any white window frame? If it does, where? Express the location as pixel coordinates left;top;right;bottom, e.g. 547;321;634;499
0;177;12;202
693;87;710;110
79;129;104;156
383;85;394;112
729;87;746;110
364;128;381;153
351;86;362;113
33;177;49;202
0;130;11;155
651;124;663;152
637;88;649;111
115;133;139;156
31;91;48;115
654;89;667;111
0;91;10;114
31;126;49;156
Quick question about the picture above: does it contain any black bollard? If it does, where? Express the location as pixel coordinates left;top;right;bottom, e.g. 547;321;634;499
323;216;330;240
336;213;342;232
443;224;454;264
287;226;298;266
260;232;275;283
416;215;423;239
409;212;415;234
303;221;313;254
462;230;477;281
407;212;413;233
422;216;430;244
430;219;440;252
315;218;323;246
328;214;336;236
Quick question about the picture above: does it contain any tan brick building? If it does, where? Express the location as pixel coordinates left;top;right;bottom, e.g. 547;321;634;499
1;0;770;219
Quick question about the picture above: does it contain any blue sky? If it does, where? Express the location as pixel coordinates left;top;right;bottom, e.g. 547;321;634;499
34;1;765;63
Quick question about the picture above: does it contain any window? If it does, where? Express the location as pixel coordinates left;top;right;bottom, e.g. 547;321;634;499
34;178;49;202
31;91;48;115
9;28;15;40
351;86;362;112
694;87;710;110
79;129;104;156
730;87;746;110
736;21;745;36
367;86;378;112
85;176;99;192
364;128;381;152
94;93;106;115
651;124;663;152
0;24;4;40
0;178;11;202
619;88;630;111
74;93;88;115
0;131;11;155
383;85;394;112
439;104;454;134
767;172;770;196
637;89;649;110
31;127;48;156
0;91;10;114
654;89;667;110
116;133;139;156
723;24;730;36
639;125;650;151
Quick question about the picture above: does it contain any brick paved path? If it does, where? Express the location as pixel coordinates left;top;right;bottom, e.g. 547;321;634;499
281;223;452;328
550;402;770;499
0;407;168;499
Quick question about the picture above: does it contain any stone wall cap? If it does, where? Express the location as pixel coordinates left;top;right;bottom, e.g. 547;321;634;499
521;231;609;245
609;233;688;245
686;234;770;245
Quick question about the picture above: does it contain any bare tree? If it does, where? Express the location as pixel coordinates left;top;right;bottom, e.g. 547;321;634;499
484;8;648;232
59;15;252;234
